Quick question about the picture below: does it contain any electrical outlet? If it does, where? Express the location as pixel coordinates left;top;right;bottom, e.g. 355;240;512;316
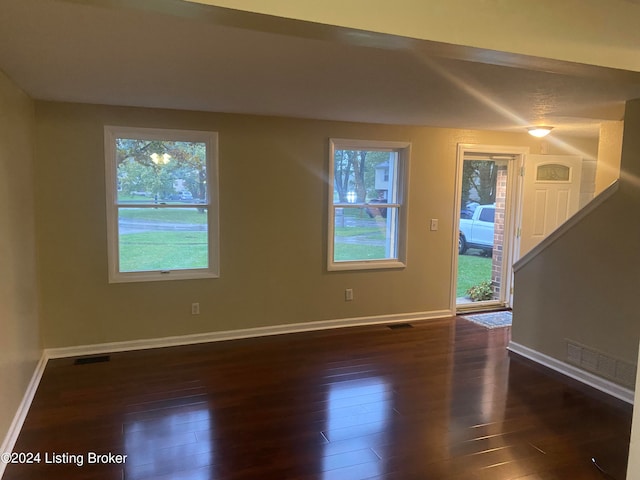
345;289;353;301
191;302;200;315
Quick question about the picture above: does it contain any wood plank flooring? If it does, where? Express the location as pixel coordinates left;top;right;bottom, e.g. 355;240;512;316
3;317;633;479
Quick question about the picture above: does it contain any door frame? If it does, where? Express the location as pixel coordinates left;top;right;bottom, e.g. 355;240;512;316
451;144;529;313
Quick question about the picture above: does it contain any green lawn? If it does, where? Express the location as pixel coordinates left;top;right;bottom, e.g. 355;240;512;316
119;208;207;224
119;231;208;271
333;209;387;261
457;254;492;298
334;244;385;261
334;226;384;238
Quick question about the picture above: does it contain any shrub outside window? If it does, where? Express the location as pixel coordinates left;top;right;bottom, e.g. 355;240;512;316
328;139;410;271
104;126;219;283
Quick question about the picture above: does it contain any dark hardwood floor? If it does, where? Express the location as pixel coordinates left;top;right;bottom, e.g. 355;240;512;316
3;317;632;479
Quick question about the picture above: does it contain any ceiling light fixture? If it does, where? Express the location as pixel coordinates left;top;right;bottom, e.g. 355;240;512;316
527;126;553;138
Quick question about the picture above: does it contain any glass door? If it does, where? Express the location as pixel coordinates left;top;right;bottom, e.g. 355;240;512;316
456;154;514;310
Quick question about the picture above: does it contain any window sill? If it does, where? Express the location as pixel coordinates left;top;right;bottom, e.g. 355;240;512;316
108;270;219;284
328;260;406;272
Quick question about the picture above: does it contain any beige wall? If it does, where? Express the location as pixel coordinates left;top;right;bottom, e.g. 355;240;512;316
629;354;640;479
34;101;591;348
595;121;624;194
512;190;639;363
620;99;640;480
619;100;640;188
0;72;41;449
513;99;640;370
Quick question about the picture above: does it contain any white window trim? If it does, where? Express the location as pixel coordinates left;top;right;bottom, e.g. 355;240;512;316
328;138;410;271
104;126;220;283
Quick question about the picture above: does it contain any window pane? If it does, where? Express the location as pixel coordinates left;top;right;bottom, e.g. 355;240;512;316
478;207;495;223
536;164;570;181
333;150;398;204
116;139;207;204
333;207;398;262
118;208;208;272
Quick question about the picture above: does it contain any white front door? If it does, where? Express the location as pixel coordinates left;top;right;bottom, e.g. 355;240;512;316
519;155;583;256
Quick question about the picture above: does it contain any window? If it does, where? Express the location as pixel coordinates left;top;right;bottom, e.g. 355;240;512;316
478;206;495;223
536;164;571;182
328;139;409;271
104;126;219;283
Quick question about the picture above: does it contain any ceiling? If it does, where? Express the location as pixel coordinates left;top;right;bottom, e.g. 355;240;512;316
2;0;640;137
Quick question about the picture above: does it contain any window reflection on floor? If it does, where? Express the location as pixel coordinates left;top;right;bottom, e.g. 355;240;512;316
124;406;214;480
322;377;391;479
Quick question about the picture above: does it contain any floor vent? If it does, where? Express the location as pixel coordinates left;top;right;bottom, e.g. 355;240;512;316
388;323;413;330
74;355;111;365
566;340;636;388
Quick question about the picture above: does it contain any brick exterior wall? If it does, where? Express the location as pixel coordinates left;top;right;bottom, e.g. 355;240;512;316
491;165;508;299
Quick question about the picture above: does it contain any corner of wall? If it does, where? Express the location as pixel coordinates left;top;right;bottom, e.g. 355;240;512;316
0;70;43;467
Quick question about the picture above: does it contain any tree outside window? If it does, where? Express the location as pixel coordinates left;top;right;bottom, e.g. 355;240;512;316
105;127;219;283
328;139;409;271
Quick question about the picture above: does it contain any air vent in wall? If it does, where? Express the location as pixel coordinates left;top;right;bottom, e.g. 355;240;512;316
73;355;111;365
388;323;413;330
566;340;636;388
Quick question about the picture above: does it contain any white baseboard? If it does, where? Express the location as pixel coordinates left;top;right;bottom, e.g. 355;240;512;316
508;341;635;404
46;309;453;359
5;315;631;480
2;309;452;479
0;352;48;479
